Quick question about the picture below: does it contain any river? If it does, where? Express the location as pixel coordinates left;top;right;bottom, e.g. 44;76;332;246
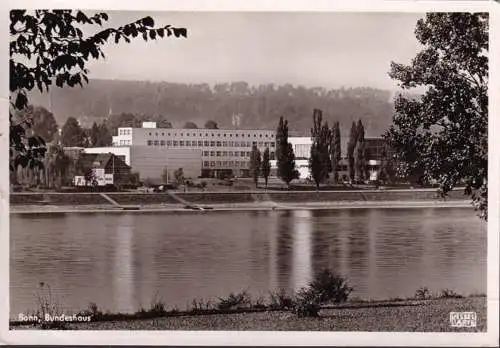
10;207;486;317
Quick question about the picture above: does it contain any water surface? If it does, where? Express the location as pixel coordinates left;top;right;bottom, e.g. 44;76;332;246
10;208;486;317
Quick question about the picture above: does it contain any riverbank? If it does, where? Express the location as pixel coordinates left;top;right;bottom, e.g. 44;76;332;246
10;297;486;331
9;189;471;214
9;200;471;214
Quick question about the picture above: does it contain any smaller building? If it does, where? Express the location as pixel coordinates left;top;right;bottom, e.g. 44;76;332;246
73;153;131;187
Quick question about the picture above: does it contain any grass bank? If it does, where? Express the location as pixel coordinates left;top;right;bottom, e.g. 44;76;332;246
10;188;469;207
10;297;486;332
10;274;486;332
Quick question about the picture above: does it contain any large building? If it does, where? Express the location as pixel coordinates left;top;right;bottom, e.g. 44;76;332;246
112;122;276;178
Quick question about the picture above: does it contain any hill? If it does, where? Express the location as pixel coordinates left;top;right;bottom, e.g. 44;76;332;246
28;79;396;137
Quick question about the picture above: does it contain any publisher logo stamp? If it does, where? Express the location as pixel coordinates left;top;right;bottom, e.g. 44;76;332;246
450;312;477;328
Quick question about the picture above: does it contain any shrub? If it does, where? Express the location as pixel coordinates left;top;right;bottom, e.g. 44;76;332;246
35;282;62;319
190;298;213;313
414;287;432;300
149;294;167;316
217;291;251;310
268;289;294;310
292;287;321;318
78;302;103;320
439;289;463;299
308;269;353;304
34;282;69;330
149;300;167;316
252;296;267;310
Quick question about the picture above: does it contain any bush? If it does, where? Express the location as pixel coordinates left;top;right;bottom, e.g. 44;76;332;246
148;293;167;316
292;288;321;318
83;302;103;319
268;289;294;310
217;291;251;310
308;269;353;304
414;287;432;300
290;269;353;317
439;289;463;299
190;298;214;313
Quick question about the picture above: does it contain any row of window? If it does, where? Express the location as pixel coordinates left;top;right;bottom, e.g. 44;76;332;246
201;150;276;159
203;161;249;168
146;140;275;148
145;131;274;139
118;129;132;136
119;140;131;145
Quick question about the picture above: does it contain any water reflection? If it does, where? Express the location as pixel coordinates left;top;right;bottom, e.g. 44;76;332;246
10;207;486;317
274;211;294;289
292;210;312;291
113;214;134;313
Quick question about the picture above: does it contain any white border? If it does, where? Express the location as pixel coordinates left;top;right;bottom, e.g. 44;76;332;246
1;1;499;346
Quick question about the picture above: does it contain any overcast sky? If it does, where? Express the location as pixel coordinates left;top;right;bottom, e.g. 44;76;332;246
85;11;424;90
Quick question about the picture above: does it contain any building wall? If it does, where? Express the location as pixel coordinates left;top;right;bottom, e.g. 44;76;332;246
84;147;131;165
113;127;276;174
84;146;202;184
129;147;202;183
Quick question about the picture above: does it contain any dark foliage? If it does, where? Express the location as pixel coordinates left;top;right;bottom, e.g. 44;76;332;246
10;10;187;171
385;13;488;219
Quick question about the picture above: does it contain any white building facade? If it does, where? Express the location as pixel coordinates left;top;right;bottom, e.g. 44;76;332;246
84;147;202;184
112;123;276;177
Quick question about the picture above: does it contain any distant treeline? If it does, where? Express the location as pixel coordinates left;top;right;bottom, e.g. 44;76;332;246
28;79;397;136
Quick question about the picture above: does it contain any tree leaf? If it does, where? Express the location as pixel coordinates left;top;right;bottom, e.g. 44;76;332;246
142;16;154;27
172;27;187;38
15;92;27;109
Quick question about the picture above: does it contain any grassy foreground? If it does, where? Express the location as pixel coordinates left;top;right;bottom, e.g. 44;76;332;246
11;297;486;332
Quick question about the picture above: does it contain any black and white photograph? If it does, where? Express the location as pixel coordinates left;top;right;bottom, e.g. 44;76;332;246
2;1;499;346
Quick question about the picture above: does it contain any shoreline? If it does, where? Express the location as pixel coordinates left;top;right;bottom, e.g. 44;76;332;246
10;297;486;331
9;199;472;214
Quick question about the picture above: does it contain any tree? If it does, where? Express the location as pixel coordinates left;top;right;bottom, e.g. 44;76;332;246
155;118;173;128
21;106;59;143
281;143;299;188
184;121;198;129
249;145;262;188
129;171;140;186
329;121;341;184
48;145;72;188
379;143;395;184
347;121;358;181
97;122;112;146
204;120;218;129
386;13;488;219
83;168;98;187
60;117;86;147
174;168;185;186
276;116;298;188
89;122;100;147
354;120;366;181
309;109;331;190
10;10;187;172
88;122;112;147
275;116;288;166
261;147;271;189
108;112;141;134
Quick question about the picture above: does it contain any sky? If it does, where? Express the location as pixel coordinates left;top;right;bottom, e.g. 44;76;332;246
85;11;425;91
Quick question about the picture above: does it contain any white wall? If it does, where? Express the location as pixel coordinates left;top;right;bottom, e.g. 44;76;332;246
129;147;202;183
84;147;131;165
